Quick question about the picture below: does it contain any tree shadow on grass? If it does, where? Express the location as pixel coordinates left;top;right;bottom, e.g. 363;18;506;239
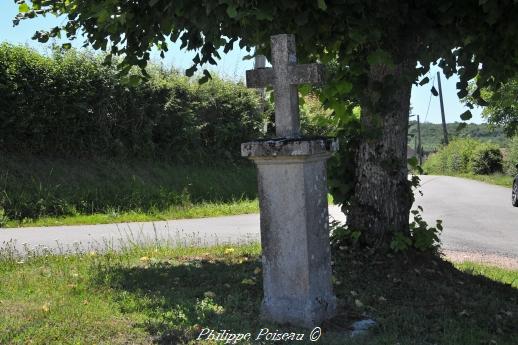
90;250;518;345
91;255;269;344
329;248;518;345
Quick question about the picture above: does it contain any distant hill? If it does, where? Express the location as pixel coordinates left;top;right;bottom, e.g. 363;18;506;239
408;121;508;152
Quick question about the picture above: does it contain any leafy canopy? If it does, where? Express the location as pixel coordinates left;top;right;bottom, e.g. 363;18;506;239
14;1;518;249
473;79;518;137
14;0;518;121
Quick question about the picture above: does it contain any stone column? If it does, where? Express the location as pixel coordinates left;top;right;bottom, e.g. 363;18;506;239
242;138;338;328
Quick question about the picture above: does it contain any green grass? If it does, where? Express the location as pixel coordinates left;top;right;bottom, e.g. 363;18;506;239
454;261;518;287
0;155;259;227
422;172;514;188
0;155;336;228
454;172;514;188
1;243;516;344
3;200;259;228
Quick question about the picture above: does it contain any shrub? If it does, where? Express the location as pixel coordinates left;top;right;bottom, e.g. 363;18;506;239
470;145;503;175
423;139;477;174
0;43;266;161
300;94;336;136
504;136;518;176
423;138;503;175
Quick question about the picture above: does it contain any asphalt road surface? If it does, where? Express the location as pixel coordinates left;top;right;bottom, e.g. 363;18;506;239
0;175;516;258
415;175;517;258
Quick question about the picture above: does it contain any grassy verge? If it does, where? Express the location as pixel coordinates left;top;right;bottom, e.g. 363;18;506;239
423;172;514;188
0;155;259;228
453;172;514;188
1;243;516;344
3;200;259;228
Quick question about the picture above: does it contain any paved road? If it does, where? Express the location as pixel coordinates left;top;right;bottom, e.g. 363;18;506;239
0;175;516;258
416;175;518;258
0;207;346;255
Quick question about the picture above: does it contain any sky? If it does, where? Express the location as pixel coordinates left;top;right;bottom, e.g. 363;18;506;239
0;2;484;124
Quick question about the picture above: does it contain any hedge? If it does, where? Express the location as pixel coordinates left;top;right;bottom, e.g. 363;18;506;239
423;138;503;175
504;136;518;176
0;44;269;161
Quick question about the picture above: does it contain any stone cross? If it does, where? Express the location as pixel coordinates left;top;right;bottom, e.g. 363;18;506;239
246;34;324;138
242;34;337;328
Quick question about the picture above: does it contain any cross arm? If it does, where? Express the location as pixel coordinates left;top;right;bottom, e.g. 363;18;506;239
288;63;324;86
246;67;274;88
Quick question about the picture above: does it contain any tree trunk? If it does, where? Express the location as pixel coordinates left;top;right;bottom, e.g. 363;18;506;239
346;62;413;248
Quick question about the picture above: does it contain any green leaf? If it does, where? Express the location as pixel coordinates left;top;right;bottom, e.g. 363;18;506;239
335;81;353;94
198;69;212;84
62;43;72;50
367;49;393;67
460;110;472;121
407;156;418;169
457;89;468;98
185;65;197;77
299;84;311;96
103;54;113;65
317;0;327;11
419;77;429;86
128;75;141;87
19;3;30;13
431;86;439;96
198;75;209;84
226;5;238;18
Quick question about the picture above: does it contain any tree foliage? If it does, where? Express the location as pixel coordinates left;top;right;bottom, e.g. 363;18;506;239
474;79;518;137
14;0;518;247
504;136;518;175
14;0;518;112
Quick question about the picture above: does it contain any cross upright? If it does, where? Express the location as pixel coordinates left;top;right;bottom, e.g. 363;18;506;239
246;34;324;138
242;34;337;327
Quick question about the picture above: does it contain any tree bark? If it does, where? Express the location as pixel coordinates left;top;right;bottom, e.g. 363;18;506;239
346;61;413;248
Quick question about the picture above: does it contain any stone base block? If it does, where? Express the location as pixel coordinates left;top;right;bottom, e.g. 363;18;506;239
242;137;338;328
261;294;337;328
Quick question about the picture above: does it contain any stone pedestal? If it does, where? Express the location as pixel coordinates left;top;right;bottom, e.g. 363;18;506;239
242;137;338;328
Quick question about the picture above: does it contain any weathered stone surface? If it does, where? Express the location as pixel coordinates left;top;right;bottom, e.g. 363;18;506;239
246;64;323;89
252;153;337;327
288;64;324;86
242;33;337;328
241;137;338;158
246;68;274;88
245;34;324;138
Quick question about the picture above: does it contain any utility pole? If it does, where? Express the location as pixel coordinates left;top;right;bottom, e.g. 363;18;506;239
436;71;449;145
417;115;422;165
